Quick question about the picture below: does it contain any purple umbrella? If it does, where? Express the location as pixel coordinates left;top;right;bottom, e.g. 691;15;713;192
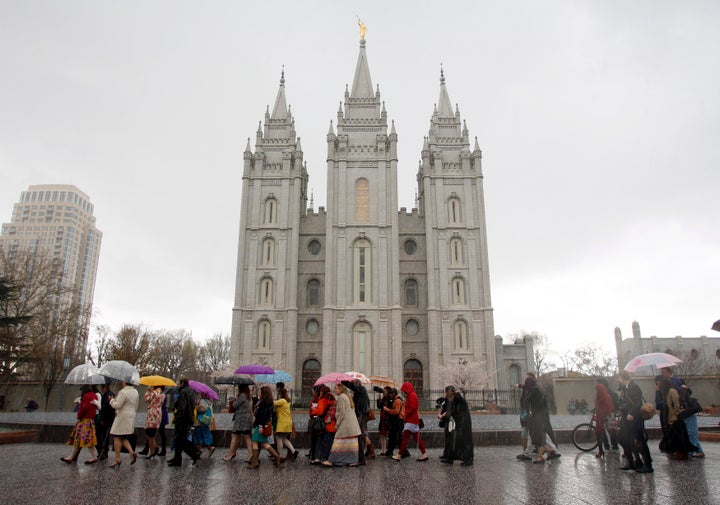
188;380;219;401
235;364;274;375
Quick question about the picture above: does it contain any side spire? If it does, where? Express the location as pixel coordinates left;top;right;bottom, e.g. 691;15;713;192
271;66;288;119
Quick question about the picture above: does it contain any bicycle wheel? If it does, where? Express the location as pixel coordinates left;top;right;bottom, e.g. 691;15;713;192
572;423;598;452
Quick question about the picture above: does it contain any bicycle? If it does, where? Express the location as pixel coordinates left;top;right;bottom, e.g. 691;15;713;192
572;410;620;452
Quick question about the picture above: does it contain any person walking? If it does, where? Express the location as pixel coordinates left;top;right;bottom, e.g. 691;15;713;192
525;374;552;464
167;378;201;467
382;388;404;457
310;385;336;464
247;386;283;469
392;382;428;462
60;385;99;465
223;383;253;462
439;385;473;466
342;379;375;464
108;380;139;468
143;385;165;459
274;386;299;461
617;370;653;473
323;382;362;467
376;386;392;456
594;380;614;458
193;393;215;458
96;383;115;460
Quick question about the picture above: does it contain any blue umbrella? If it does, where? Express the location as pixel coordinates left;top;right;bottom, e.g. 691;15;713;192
255;370;292;384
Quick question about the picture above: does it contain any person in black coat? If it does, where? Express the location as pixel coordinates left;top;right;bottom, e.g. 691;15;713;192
617;370;653;473
96;383;115;460
167;378;201;467
438;386;473;466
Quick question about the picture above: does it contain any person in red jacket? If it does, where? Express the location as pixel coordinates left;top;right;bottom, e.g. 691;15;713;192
594;381;614;458
60;385;99;464
392;382;428;462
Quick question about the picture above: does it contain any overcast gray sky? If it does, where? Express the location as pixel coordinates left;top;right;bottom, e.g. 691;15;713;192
1;1;718;363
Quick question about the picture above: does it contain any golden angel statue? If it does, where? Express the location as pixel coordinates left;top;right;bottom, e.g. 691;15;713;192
358;18;366;39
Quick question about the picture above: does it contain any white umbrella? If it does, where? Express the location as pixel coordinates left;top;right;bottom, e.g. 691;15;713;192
98;360;140;385
624;352;682;372
65;363;107;385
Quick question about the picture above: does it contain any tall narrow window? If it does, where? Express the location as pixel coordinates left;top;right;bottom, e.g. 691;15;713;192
353;238;371;303
454;319;468;350
261;237;275;266
403;359;423;397
405;279;418;307
509;364;522;387
259;277;274;305
264;198;277;225
355;178;369;222
307;279;321;307
257;319;271;350
353;322;372;374
450;237;463;265
301;359;321;398
451;277;466;305
449;197;461;224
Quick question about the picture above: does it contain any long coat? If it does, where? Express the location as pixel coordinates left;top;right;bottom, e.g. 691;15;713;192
273;398;294;433
444;393;474;463
109;385;139;436
335;393;361;439
231;394;253;433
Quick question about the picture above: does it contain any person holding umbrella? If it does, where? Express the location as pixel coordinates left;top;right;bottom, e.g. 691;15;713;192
223;383;253;462
60;385;99;464
143;385;165;459
96;382;115;460
108;380;139;468
248;385;284;469
168;378;202;467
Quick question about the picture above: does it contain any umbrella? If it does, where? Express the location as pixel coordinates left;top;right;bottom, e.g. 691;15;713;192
98;360;140;385
314;372;354;386
235;364;274;375
624;352;683;372
368;375;399;388
65;363;107;385
345;371;370;384
256;370;293;384
712;319;720;332
188;380;219;401
139;375;176;387
214;376;255;386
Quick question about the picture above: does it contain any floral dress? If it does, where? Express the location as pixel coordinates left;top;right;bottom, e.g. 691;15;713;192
67;391;98;448
144;389;165;429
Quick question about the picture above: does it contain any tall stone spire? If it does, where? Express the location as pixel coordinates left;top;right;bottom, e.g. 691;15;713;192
437;65;454;118
271;66;288;119
351;39;374;98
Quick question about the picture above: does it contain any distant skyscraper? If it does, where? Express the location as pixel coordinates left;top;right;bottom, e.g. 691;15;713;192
0;184;102;349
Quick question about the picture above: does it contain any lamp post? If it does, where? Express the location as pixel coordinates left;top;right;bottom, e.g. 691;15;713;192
58;355;71;411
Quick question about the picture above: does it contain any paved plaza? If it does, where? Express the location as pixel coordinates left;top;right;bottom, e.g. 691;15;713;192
1;441;718;505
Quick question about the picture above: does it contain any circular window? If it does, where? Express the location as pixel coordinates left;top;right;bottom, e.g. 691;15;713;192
308;240;321;255
404;239;417;255
306;319;320;335
406;319;419;336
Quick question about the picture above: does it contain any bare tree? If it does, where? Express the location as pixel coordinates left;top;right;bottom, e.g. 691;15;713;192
566;342;618;377
436;358;493;393
507;332;553;376
87;323;112;368
198;333;230;374
146;329;191;378
106;323;155;375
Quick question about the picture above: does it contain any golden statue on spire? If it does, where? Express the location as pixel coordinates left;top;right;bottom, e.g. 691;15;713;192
357;16;366;40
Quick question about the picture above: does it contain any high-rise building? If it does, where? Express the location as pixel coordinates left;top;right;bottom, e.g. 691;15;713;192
231;36;530;397
0;184;102;350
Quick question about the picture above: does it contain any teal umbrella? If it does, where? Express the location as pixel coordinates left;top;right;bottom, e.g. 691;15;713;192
256;370;292;384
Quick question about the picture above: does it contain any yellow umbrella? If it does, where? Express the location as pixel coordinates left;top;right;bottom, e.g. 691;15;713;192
368;375;399;388
139;375;176;387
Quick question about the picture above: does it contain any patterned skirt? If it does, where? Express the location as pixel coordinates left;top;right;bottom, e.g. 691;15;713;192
327;436;359;466
67;418;97;449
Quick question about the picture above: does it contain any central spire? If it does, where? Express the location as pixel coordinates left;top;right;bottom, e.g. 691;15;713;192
437;64;454;118
271;66;288;119
351;39;374;98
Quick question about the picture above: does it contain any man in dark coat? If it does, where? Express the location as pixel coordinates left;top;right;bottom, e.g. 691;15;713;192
618;370;653;473
439;385;473;466
168;378;201;466
96;383;115;460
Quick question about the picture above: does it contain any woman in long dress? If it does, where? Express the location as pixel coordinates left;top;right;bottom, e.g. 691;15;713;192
143;386;165;458
323;383;362;467
109;380;139;468
60;385;99;464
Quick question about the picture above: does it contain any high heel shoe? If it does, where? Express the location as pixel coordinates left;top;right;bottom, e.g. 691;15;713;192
130;452;137;465
145;448;159;459
109;460;122;468
60;457;73;464
223;453;237;462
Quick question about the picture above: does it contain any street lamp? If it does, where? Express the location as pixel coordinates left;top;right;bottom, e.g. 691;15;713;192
58;356;71;411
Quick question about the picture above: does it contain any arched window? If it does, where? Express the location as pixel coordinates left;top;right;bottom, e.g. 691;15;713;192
307;279;321;307
454;319;468;350
355;178;369;222
353;322;372;374
509;364;522;387
261;237;275;266
404;278;418;307
301;359;321;398
451;277;466;305
257;319;271;350
403;359;423;397
264;197;278;225
353;238;371;303
448;196;462;224
450;237;463;265
259;277;274;305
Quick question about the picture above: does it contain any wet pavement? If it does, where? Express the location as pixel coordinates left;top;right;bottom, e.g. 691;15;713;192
2;442;719;505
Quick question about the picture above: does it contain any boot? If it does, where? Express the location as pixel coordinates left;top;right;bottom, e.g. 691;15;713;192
247;448;260;469
138;444;149;456
267;446;284;467
619;457;635;471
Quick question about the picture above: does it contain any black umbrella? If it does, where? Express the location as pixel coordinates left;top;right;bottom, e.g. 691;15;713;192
214;376;255;386
712;319;720;333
